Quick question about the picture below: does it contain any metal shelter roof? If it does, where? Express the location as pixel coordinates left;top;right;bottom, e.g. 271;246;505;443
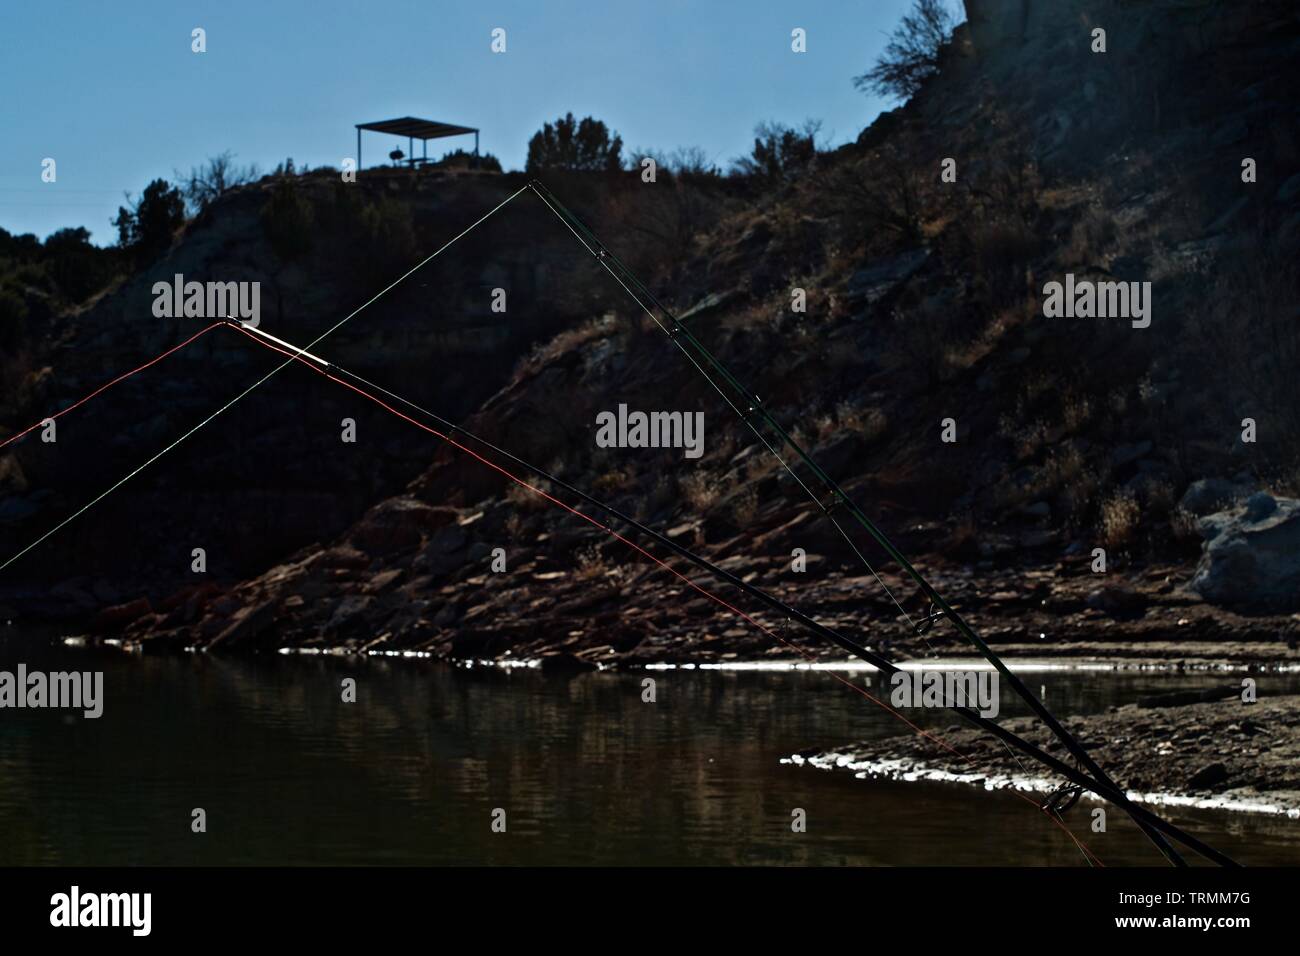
355;116;478;140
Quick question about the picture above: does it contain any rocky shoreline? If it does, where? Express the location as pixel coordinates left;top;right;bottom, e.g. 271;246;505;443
43;490;1299;670
788;692;1300;818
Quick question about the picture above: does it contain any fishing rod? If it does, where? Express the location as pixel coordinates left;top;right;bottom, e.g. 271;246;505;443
0;310;1225;864
227;319;1235;868
4;314;1096;858
526;179;1190;866
0;192;1224;863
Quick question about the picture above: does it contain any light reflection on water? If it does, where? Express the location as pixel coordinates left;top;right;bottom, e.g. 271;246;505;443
0;639;1297;866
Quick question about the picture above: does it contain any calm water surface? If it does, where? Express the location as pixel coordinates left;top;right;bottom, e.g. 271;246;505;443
1;637;1297;866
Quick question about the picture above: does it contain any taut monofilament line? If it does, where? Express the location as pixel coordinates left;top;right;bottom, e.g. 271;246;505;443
0;184;530;574
526;179;1200;867
226;320;1235;866
0;181;1235;866
0;276;1234;864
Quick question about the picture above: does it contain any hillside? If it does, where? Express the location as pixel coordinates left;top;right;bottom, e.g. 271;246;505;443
4;0;1299;666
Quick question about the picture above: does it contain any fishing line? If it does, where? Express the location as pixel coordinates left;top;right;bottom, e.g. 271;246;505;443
226;320;1107;865
0;311;1221;863
232;321;1238;866
0;185;528;573
0;322;227;452
532;182;1040;730
509;184;1059;818
528;180;1189;865
0;185;1230;864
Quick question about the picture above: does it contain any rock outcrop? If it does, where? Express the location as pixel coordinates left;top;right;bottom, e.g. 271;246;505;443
1191;493;1300;612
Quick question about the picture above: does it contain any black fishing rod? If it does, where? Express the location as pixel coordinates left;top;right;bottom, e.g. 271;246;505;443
228;321;1236;867
526;180;1191;866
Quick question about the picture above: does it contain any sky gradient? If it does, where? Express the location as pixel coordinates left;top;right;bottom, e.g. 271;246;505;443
0;0;931;244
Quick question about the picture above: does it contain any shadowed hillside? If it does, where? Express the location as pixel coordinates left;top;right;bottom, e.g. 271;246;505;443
3;0;1298;666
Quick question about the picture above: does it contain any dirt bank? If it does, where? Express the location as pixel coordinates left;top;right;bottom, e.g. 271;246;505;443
789;692;1300;817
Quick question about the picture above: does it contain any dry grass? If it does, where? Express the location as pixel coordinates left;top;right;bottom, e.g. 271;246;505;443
1099;490;1142;550
505;477;551;511
988;442;1091;519
838;401;888;442
574;544;608;581
592;466;634;495
681;472;720;511
529;315;616;367
730;486;759;525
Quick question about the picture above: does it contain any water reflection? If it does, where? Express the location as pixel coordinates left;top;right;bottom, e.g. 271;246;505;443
0;641;1296;865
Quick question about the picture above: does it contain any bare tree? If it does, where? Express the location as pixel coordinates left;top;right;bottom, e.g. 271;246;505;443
854;0;956;101
176;150;260;211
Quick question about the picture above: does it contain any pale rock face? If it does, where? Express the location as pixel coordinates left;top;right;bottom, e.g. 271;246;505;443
1191;494;1300;612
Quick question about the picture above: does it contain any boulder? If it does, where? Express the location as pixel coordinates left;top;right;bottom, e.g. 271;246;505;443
1190;493;1300;611
208;600;277;650
1179;476;1253;516
325;594;375;632
1186;762;1230;791
1084;585;1148;619
846;249;929;306
349;497;456;555
678;289;742;324
539;652;598;674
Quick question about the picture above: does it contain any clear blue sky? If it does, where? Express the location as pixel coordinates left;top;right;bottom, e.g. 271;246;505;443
0;0;934;245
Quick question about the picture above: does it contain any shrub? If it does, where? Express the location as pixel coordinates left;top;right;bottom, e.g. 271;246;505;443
525;113;623;173
113;178;185;263
261;179;315;262
435;148;503;172
853;0;956;102
43;227;116;303
731;121;820;183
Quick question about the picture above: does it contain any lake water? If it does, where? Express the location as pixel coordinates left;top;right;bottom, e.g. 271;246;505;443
1;637;1297;866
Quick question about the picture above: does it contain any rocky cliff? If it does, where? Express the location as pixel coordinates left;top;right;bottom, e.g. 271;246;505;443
4;0;1299;665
